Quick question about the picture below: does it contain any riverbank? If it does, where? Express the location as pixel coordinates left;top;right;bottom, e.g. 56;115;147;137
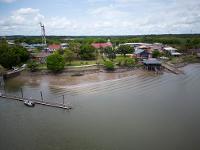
169;55;200;68
6;67;150;88
4;55;200;88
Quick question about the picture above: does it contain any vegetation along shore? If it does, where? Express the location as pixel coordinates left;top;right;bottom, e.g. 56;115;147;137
0;35;200;80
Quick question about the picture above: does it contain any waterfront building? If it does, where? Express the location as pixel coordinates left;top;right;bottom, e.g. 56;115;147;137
91;42;112;49
48;44;61;52
164;47;181;56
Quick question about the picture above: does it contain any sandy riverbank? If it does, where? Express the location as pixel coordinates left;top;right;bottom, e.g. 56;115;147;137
6;67;155;88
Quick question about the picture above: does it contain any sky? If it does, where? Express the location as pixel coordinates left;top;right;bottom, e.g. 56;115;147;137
0;0;200;36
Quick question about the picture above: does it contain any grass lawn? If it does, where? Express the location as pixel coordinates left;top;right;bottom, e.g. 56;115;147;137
65;58;104;66
170;55;200;64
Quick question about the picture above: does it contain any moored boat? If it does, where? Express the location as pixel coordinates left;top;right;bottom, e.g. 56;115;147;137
24;100;35;107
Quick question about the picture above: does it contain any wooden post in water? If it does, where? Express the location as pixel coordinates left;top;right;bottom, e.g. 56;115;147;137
62;95;65;105
20;88;23;98
4;85;6;95
40;91;43;101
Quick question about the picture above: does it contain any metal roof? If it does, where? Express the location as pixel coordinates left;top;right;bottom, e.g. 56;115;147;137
134;49;144;54
143;58;162;65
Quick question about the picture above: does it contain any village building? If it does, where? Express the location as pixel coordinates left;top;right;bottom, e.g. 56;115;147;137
60;43;69;49
91;42;112;49
7;40;15;45
31;52;50;63
164;47;181;56
48;44;61;52
189;48;200;56
119;43;165;59
143;58;162;71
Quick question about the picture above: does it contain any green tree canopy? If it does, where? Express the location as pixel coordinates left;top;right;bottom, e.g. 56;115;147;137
117;45;133;57
46;53;65;72
80;44;96;60
152;50;161;58
104;47;116;60
68;42;81;58
27;60;39;72
0;39;29;69
64;49;75;64
104;60;115;70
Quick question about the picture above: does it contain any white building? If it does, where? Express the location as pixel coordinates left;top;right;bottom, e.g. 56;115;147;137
164;47;181;56
60;43;69;49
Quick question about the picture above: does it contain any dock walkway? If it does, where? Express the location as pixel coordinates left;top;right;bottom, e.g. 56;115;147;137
0;94;72;110
162;62;183;74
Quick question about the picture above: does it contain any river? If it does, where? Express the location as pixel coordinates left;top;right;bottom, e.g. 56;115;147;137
0;64;200;150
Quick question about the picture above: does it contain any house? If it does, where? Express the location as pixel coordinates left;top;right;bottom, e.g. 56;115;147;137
134;45;154;59
119;43;154;49
21;42;30;49
134;48;150;59
143;58;162;71
7;40;15;45
164;47;181;56
31;52;50;63
21;43;45;49
91;42;112;49
60;43;69;49
48;44;61;52
189;48;200;56
119;42;164;59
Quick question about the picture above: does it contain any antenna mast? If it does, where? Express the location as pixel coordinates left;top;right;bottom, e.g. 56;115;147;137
40;22;46;46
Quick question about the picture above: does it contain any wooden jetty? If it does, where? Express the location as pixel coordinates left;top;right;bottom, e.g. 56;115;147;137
4;68;24;79
162;62;183;74
0;94;72;110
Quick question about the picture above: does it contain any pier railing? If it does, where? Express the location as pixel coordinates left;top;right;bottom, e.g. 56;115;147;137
0;90;72;110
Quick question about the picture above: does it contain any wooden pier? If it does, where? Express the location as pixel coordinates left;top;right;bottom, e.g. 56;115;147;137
0;94;72;110
162;62;183;74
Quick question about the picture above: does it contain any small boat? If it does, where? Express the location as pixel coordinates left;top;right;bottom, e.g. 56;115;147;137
24;100;35;107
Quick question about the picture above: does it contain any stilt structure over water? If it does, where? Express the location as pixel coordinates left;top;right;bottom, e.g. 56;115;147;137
143;58;162;71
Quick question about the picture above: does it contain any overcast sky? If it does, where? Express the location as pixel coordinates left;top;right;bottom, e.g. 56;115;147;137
0;0;200;35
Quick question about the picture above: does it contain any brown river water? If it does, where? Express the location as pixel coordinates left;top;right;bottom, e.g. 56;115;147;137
0;64;200;150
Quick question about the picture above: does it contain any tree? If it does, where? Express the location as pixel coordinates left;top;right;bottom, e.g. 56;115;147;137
80;44;96;60
117;45;133;57
104;60;115;70
46;53;65;72
0;39;29;69
68;42;81;58
27;60;39;72
104;47;116;60
124;58;135;67
64;49;75;64
152;50;161;58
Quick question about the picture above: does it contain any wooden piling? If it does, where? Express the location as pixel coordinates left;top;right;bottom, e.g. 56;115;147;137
0;94;72;110
40;91;43;101
21;88;23;98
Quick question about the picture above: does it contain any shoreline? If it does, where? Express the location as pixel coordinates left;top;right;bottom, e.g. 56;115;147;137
6;67;149;88
4;62;200;88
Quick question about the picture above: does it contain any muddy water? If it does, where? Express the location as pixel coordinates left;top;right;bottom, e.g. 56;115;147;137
0;64;200;150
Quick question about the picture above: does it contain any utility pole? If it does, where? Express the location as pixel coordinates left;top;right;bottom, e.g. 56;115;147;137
39;22;46;46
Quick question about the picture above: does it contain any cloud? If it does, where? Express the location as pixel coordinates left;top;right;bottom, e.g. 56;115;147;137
0;0;17;3
1;0;200;36
0;8;45;35
0;8;79;35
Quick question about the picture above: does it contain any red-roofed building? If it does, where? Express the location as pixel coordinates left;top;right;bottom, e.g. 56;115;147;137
31;52;50;63
91;42;112;49
48;44;61;52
